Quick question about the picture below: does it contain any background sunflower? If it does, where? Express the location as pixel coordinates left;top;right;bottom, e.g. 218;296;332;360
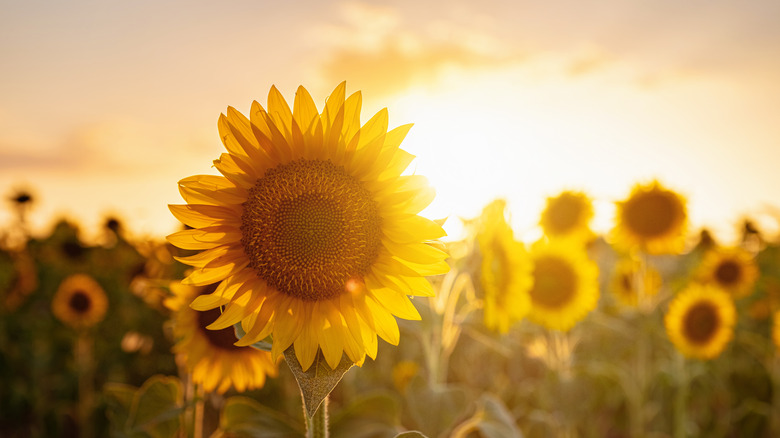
665;284;736;360
696;246;758;299
539;190;594;242
526;241;599;332
166;282;278;394
51;273;108;330
476;199;531;333
609;258;662;307
612;180;688;255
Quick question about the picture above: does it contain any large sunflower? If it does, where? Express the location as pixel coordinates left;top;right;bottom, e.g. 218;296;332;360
166;282;278;393
526;241;599;332
539;190;594;241
167;83;449;371
609;258;662;307
51;273;108;330
612;181;688;255
665;284;735;360
476;200;531;333
696;246;758;299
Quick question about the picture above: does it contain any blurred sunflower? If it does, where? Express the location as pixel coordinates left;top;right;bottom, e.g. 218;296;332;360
696;246;758;299
51;274;108;330
539;190;593;241
167;83;448;371
773;310;780;351
166;282;278;394
476;200;532;333
609;258;662;307
612;181;688;255
526;242;599;332
665;284;735;360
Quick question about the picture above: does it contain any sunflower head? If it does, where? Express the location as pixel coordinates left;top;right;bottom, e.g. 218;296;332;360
539;190;594;241
609;258;662;307
476;200;532;333
167;83;448;371
166;282;279;394
526;241;599;332
51;274;108;330
665;284;736;360
696;246;758;299
612;181;688;255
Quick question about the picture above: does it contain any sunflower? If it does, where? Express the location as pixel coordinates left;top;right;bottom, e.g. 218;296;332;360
696;246;758;299
612;180;688;255
166;282;278;394
51;273;108;330
167;83;449;371
665;284;735;360
526;241;599;332
476;200;531;333
773;310;780;351
609;258;662;307
539;190;594;241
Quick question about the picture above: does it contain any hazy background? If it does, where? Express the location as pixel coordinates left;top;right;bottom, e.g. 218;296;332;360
2;0;780;243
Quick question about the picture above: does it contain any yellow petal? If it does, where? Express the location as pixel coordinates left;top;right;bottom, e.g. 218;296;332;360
167;227;241;251
169;204;241;229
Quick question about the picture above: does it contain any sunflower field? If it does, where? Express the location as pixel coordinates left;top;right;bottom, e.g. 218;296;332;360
2;85;780;438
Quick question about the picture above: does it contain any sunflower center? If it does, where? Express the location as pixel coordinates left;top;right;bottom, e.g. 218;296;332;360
68;291;91;314
683;302;720;344
624;191;677;238
715;260;741;286
544;197;581;234
241;159;382;301
529;255;577;309
197;308;242;351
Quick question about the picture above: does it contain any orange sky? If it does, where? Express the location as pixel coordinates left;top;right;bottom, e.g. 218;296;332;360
2;0;780;243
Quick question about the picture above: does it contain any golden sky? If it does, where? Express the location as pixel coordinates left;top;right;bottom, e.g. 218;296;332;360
2;0;780;243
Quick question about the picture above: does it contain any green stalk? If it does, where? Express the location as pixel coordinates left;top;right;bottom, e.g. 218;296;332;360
673;352;688;438
307;396;329;438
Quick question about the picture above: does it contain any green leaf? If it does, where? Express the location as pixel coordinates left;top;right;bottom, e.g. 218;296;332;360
284;346;355;419
104;382;137;435
214;396;304;438
126;375;183;438
404;376;468;438
393;432;429;438
330;392;401;438
233;322;273;351
472;395;523;438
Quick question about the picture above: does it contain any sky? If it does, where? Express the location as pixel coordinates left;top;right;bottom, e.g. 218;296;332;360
2;0;780;244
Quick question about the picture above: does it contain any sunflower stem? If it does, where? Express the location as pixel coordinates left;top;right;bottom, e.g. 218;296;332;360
76;332;95;438
629;251;649;438
306;395;329;438
193;384;204;438
771;349;780;437
673;352;688;438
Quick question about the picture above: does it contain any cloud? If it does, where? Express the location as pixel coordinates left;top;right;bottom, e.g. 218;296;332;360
314;2;520;97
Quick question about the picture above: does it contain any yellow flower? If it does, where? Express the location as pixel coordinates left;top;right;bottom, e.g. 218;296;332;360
773;310;780;351
665;284;735;360
696;246;758;299
539;190;594;241
167;83;449;371
166;282;278;394
51;274;108;330
526;241;599;332
476;200;531;333
612;181;688;255
609;258;662;307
